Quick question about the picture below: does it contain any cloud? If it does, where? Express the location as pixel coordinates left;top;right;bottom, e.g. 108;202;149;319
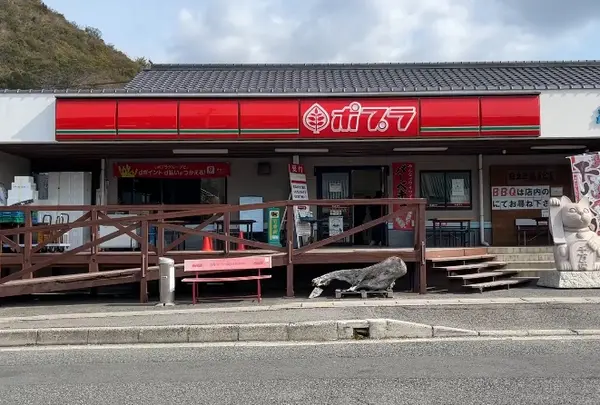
167;0;600;63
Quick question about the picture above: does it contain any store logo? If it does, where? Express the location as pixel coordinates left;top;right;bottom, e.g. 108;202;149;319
117;164;138;178
303;101;417;135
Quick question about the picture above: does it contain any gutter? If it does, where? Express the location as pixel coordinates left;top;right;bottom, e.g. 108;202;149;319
478;154;490;247
50;90;542;98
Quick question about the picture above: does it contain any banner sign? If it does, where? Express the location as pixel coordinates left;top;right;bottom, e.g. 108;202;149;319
288;164;312;237
491;186;550;210
267;208;281;246
113;162;230;179
391;162;415;230
569;153;600;232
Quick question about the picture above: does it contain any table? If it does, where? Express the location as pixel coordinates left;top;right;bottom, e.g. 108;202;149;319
516;217;550;246
299;217;328;244
214;219;256;249
431;218;473;247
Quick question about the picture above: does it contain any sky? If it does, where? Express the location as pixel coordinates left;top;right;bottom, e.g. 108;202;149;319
43;0;600;64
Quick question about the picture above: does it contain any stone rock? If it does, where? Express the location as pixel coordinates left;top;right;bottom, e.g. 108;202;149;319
537;271;600;288
308;256;407;298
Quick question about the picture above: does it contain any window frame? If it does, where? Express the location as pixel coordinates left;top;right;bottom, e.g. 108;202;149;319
419;170;473;210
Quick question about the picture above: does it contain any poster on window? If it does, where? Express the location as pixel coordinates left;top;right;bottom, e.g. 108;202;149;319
491;186;550;210
391;162;415;230
569;152;600;233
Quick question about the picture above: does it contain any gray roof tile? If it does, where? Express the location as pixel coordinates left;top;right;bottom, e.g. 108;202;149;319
121;60;600;95
4;60;600;96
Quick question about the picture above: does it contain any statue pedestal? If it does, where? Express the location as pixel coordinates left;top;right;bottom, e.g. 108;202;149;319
537;271;600;289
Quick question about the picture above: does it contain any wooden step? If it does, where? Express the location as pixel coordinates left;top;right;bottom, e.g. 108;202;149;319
448;270;516;280
429;254;497;263
464;278;533;292
434;261;506;272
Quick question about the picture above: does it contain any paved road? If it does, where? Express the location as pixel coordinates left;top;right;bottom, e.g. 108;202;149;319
3;304;600;331
1;339;600;404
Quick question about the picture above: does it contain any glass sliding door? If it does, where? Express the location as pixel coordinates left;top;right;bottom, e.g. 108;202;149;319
317;170;352;244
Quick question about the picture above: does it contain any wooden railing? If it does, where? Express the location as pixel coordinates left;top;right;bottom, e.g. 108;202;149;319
0;198;427;301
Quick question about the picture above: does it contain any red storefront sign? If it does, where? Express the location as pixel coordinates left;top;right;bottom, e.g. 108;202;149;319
300;99;418;138
56;96;540;141
113;162;230;179
391;162;415;230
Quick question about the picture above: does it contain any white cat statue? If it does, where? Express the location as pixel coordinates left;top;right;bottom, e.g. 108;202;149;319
548;196;600;271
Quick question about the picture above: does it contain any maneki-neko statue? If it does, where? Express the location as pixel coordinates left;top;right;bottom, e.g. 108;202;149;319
538;196;600;288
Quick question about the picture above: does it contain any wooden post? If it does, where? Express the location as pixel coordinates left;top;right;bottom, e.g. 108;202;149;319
140;220;149;303
285;202;294;297
89;209;99;273
224;211;231;254
23;207;33;279
415;203;427;294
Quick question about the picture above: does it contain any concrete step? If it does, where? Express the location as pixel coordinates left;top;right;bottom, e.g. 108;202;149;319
464;277;534;292
508;269;556;277
487;246;553;254
433;261;506;272
503;261;555;270
428;254;497;263
493;253;555;262
448;270;517;281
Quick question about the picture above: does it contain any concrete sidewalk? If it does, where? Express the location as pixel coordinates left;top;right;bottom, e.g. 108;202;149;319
2;293;600;347
2;295;600;337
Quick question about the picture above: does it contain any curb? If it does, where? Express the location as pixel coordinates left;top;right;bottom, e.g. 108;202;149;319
1;320;598;347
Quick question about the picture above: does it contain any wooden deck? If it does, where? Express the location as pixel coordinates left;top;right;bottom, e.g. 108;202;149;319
0;199;435;300
0;247;486;297
0;246;487;267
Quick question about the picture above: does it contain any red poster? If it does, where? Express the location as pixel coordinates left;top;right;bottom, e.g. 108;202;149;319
113;162;230;179
391;162;415;230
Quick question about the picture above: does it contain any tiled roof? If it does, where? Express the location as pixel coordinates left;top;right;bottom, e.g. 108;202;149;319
3;60;600;96
120;60;600;95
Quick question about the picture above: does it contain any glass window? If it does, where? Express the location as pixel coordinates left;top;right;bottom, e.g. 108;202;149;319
117;178;227;205
420;171;471;209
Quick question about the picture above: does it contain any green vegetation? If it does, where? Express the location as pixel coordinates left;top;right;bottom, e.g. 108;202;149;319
0;0;146;89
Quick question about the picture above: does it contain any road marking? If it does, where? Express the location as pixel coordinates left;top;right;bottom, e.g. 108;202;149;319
2;335;600;353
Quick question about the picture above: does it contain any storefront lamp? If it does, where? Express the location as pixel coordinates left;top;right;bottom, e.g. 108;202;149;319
393;147;448;152
172;149;229;154
530;145;587;151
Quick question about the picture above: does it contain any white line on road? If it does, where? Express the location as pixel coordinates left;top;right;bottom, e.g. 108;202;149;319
2;335;600;353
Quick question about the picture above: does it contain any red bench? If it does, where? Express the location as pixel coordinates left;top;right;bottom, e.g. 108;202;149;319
182;256;273;304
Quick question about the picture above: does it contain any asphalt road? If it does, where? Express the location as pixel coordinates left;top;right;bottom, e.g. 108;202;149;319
1;338;600;405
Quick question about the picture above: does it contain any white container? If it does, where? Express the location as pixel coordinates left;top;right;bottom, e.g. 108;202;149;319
13;176;36;185
40;172;94;250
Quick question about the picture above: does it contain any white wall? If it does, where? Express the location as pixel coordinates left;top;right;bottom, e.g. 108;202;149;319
540;90;600;139
0;94;56;143
0;151;31;192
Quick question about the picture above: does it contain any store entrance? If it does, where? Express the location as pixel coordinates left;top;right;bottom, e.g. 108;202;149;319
315;166;388;246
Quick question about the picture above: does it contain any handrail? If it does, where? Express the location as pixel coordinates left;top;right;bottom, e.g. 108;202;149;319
0;198;428;299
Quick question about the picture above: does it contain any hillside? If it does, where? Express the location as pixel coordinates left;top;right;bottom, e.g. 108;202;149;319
0;0;146;89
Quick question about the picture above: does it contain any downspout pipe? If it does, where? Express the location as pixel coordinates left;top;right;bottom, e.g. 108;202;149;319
99;158;106;205
478;154;490;246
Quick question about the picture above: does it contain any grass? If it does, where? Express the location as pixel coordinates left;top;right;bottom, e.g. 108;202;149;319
0;0;145;89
